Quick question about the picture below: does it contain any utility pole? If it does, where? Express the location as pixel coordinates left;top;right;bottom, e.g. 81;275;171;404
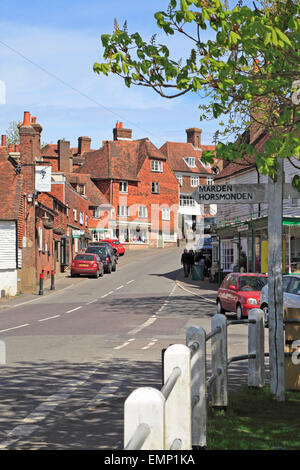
267;159;285;401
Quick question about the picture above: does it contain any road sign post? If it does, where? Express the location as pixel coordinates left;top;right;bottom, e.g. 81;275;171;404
192;177;300;401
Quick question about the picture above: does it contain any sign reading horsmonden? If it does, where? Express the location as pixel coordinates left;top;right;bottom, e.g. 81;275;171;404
192;184;269;204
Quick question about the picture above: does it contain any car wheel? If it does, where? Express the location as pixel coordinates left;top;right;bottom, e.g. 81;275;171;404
100;268;104;277
217;299;225;314
94;270;99;279
106;264;112;274
236;303;243;320
112;264;116;272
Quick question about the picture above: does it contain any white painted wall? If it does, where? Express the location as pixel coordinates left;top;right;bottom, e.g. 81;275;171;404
0;221;18;297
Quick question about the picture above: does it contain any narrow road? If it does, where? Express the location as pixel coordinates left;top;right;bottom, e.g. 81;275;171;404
0;247;252;450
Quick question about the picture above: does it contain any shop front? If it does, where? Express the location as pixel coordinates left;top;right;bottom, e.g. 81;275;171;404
213;216;300;283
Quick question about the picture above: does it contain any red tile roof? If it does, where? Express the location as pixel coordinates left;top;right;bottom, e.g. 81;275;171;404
75;138;167;181
160;142;215;174
66;173;109;206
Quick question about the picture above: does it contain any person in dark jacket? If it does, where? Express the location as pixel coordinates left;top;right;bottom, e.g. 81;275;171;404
181;249;192;277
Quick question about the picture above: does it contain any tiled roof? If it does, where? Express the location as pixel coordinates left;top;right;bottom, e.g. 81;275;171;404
214;133;269;180
0;151;23;220
66;173;109;206
160;142;215;174
75;138;167;181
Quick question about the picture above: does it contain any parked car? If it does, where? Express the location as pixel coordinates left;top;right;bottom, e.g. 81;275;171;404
71;253;104;278
217;272;268;320
86;245;115;273
102;239;125;256
260;274;300;326
89;241;118;266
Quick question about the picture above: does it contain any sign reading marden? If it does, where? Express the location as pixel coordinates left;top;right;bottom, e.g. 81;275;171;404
192;184;269;204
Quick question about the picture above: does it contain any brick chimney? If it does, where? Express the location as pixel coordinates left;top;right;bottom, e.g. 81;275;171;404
113;122;132;141
30;116;43;160
186;128;202;148
19;111;35;172
58;139;73;173
78;136;91;155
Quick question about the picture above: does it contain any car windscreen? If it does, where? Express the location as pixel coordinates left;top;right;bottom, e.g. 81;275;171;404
238;276;268;291
86;247;107;256
287;277;300;295
74;254;95;261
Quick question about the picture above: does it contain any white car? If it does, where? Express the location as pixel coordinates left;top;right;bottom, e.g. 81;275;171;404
259;274;300;326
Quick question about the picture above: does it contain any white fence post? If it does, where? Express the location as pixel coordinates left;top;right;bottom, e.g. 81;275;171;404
186;325;207;448
211;314;228;409
248;309;265;388
164;344;192;450
124;387;165;450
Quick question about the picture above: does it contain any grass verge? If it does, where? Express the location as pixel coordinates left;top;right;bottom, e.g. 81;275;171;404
207;387;300;450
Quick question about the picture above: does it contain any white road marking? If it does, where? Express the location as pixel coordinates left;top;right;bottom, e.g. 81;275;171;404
115;285;124;290
0;324;30;333
38;315;60;322
141;339;158;350
128;316;157;335
101;291;114;298
86;299;97;305
126;279;135;284
65;306;82;313
114;338;135;350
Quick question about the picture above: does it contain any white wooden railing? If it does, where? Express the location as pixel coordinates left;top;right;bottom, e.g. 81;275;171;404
124;309;265;450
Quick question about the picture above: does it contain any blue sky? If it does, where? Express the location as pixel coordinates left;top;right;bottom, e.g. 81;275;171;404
0;0;247;149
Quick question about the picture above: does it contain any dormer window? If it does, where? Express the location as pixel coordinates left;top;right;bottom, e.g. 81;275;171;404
199;158;211;169
77;184;85;195
151;160;163;172
119;181;128;193
183;157;196;168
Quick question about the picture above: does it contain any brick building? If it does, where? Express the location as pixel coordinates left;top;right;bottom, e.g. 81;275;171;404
160;128;220;249
74;123;180;248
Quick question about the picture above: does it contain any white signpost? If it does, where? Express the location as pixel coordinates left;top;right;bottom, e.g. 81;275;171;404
192;176;300;401
35;165;52;193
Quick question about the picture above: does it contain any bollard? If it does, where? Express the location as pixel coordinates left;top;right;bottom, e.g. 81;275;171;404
248;309;265;388
211;314;228;409
186;325;207;448
124;387;165;450
39;273;44;295
164;344;192;450
50;270;55;290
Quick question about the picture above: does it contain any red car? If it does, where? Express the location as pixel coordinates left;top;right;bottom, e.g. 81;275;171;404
71;253;104;278
102;239;125;256
216;273;268;319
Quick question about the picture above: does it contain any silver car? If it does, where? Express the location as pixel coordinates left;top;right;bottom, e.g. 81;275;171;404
259;274;300;326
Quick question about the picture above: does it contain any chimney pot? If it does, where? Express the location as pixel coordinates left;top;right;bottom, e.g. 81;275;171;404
120;122;123;129
22;111;31;126
31;116;37;124
1;135;6;147
116;122;119;128
15;144;20;153
8;143;14;152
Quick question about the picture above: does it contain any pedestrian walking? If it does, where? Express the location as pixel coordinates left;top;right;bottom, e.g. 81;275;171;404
181;249;192;277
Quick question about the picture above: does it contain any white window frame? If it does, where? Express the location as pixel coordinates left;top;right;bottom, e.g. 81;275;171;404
119;181;128;193
183;157;196;168
151;160;163;173
190;176;199;187
73;209;77;222
207;176;214;185
118;205;129;217
138;206;148;218
152;182;159;194
180;195;195;207
162;207;170;221
177;175;183;186
221;239;234;271
93;206;101;219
